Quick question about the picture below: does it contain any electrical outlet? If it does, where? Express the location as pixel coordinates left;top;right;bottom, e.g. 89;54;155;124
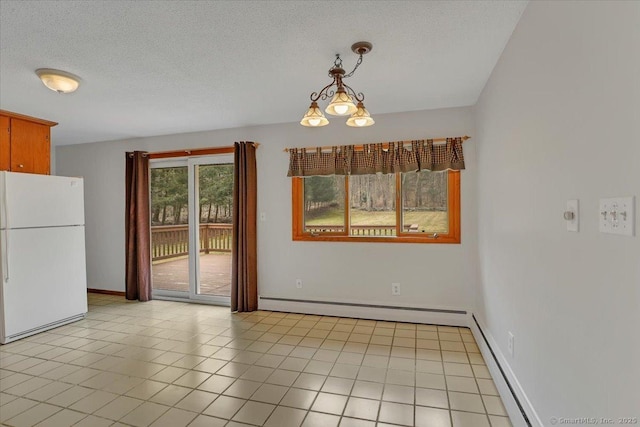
507;332;514;357
295;279;303;289
391;283;401;296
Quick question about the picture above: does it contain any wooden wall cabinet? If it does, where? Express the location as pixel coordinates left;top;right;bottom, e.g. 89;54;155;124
0;110;57;175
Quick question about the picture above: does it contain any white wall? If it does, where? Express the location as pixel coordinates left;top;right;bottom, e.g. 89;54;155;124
475;1;640;423
56;107;476;312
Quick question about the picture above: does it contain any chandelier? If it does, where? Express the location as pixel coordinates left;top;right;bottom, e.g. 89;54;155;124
300;41;375;128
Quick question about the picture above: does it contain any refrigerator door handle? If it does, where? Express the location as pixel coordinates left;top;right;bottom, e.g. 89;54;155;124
2;177;8;282
2;174;7;229
1;229;7;283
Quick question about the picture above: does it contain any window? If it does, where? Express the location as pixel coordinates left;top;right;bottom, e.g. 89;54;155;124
292;170;460;243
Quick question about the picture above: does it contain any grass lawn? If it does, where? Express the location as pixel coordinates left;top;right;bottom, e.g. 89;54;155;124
305;207;448;232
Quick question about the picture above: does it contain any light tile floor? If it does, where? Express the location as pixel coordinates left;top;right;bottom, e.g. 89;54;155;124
0;294;512;427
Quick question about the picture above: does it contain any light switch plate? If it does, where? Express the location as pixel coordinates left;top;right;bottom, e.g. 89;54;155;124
566;199;579;232
599;196;635;236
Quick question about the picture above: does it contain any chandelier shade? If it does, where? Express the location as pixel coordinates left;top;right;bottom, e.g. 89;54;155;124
300;102;329;127
325;90;357;116
346;102;375;127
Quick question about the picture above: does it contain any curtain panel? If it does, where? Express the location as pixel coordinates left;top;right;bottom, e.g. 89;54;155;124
125;151;152;302
231;141;258;312
287;137;465;177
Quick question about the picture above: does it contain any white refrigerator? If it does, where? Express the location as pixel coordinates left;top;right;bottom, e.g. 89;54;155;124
0;171;88;344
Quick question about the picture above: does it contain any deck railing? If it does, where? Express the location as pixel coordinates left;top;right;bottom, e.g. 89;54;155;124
305;224;418;236
151;224;232;261
152;223;415;261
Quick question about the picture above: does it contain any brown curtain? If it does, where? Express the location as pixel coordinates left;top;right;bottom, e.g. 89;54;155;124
287;137;465;177
125;151;151;301
231;141;258;312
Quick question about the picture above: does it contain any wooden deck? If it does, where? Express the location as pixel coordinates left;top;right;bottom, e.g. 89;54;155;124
152;253;231;296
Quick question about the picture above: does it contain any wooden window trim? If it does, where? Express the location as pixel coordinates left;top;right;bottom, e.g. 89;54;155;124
292;171;461;244
148;146;234;159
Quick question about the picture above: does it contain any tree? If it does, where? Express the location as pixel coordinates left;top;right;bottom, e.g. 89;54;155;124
304;176;337;212
199;164;233;223
150;167;188;225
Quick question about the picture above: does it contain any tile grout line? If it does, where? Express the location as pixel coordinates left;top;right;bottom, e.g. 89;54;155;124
1;296;511;427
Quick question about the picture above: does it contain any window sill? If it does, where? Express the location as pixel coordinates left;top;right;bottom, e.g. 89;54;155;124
292;234;460;244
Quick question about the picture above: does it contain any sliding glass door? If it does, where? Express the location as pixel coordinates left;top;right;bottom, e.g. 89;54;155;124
150;155;233;305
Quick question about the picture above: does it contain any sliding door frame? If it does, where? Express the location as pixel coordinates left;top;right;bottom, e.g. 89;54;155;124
150;154;233;306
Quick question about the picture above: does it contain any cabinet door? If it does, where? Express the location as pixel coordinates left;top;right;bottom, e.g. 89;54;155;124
10;118;49;174
32;127;51;174
0;115;9;171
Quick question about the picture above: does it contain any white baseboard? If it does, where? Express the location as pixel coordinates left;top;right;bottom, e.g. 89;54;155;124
258;296;469;327
470;314;543;427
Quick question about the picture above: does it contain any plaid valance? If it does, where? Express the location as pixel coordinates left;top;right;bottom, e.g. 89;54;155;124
287;138;465;177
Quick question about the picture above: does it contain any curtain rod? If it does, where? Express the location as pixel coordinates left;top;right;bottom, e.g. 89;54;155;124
127;142;260;158
283;136;470;152
149;142;260;156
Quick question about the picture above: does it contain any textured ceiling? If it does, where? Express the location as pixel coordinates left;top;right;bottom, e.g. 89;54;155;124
0;1;527;146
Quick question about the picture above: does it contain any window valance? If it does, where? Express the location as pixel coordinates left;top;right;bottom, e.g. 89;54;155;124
287;137;465;177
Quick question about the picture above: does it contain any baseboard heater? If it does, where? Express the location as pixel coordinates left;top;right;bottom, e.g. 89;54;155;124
472;314;532;427
258;296;468;326
260;296;466;314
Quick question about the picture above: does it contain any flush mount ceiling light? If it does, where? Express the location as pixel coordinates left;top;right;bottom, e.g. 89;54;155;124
300;41;375;128
35;68;81;93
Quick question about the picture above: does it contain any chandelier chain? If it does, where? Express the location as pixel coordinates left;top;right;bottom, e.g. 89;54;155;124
343;54;364;79
327;53;363;79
